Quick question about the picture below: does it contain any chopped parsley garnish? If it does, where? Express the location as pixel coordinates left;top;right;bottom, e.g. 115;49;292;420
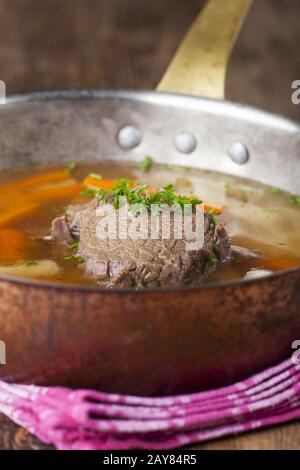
81;187;99;197
291;195;300;206
66;162;77;172
269;186;282;196
63;255;84;264
86;180;202;211
68;240;80;250
203;254;217;274
89;172;103;180
208;208;216;225
139;155;153;173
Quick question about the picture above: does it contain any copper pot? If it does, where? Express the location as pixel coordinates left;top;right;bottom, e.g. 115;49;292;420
0;0;299;395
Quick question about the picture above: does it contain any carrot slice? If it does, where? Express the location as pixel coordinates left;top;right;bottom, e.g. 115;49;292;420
0;193;29;204
0;170;70;193
83;177;157;194
26;181;83;202
203;203;224;215
0;181;82;226
0;229;27;263
0;203;40;227
83;177;116;191
186;196;223;213
190;204;223;214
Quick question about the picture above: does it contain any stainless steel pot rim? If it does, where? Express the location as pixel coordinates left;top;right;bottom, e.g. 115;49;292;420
4;88;300;133
0;88;299;293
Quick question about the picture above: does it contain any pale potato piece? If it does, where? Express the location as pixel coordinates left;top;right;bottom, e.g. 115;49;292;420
0;260;61;279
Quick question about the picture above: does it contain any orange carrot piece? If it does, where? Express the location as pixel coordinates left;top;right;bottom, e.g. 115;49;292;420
83;177;116;191
26;182;83;202
165;192;223;213
83;177;158;193
186;196;223;213
0;170;70;193
203;203;223;215
0;229;28;263
145;186;157;194
0;203;40;227
0;182;82;224
0;193;29;204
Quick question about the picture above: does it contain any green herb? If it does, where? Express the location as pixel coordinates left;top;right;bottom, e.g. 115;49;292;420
68;240;80;250
208;208;216;226
63;255;84;264
89;172;103;180
25;260;38;266
224;182;230;189
66;162;77;172
81;187;99;197
139;155;153;173
92;180;202;212
212;243;220;257
203;254;217;274
269;186;282;196
114;178;134;187
291;195;300;206
162;164;173;170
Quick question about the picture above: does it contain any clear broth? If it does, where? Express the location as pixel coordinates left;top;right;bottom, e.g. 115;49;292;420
0;161;299;287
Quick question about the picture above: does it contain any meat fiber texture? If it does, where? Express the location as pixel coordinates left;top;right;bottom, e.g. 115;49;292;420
52;196;231;288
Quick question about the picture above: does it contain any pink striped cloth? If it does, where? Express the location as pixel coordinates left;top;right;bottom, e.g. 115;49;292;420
0;357;299;450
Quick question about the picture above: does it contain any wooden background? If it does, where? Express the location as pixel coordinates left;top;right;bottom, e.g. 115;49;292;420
0;0;299;450
0;0;299;119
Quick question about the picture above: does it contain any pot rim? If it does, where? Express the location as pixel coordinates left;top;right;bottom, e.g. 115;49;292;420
4;88;300;133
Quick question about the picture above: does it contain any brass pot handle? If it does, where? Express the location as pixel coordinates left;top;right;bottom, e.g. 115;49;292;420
157;0;252;100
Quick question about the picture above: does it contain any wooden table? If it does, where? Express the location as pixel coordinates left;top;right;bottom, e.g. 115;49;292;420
0;0;299;450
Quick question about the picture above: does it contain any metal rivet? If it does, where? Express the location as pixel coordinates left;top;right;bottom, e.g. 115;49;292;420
118;126;142;149
174;132;197;154
228;142;249;164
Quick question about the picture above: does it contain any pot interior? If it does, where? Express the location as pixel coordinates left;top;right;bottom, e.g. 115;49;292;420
0;90;299;194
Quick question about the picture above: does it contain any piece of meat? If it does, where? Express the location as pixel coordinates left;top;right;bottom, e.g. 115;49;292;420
51;216;74;245
52;197;231;288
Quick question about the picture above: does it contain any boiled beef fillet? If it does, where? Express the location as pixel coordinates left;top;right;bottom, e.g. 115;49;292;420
51;196;231;288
